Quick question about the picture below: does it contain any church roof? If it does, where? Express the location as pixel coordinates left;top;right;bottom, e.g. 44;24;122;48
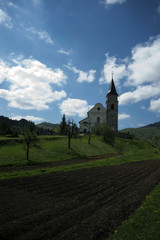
107;78;118;96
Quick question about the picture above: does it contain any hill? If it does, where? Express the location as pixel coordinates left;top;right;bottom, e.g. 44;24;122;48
0;116;54;136
36;122;59;130
121;121;160;142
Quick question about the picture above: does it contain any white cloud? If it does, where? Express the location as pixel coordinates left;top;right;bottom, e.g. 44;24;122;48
149;98;160;113
8;2;20;9
65;63;96;83
138;123;145;127
126;35;160;86
101;0;126;6
118;113;131;120
32;0;41;4
27;27;54;45
119;84;160;105
0;57;67;110
0;9;13;29
141;105;146;110
58;49;73;55
11;115;44;123
100;35;160;109
59;98;93;117
99;53;127;85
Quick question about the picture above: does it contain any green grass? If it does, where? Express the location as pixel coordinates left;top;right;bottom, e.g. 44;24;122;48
108;182;160;240
0;135;115;167
0;135;159;170
0;139;159;180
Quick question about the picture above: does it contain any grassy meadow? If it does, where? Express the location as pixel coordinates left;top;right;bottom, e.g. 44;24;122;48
0;135;160;178
0;135;116;167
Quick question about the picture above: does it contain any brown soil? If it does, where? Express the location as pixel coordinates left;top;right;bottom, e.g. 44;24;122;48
0;159;160;240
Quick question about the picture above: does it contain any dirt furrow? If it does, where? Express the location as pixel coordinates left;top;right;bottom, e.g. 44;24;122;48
0;159;160;240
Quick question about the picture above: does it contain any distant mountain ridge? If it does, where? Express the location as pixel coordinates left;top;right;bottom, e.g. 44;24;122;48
36;122;59;130
121;121;160;141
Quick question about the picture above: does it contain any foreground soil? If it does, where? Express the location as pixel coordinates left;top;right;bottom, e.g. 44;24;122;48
0;159;160;240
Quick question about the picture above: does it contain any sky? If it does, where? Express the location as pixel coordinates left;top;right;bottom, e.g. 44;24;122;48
0;0;160;130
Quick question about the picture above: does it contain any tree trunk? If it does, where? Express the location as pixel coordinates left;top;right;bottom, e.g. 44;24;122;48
88;134;91;144
68;136;71;148
26;147;29;162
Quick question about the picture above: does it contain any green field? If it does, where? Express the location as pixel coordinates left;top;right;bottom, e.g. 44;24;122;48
0;135;116;167
0;135;159;167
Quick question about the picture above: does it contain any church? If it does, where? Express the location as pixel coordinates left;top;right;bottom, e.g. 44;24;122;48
79;77;118;133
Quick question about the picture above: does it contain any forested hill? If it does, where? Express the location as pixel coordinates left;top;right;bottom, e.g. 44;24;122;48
0;116;31;134
0;116;52;136
121;121;160;141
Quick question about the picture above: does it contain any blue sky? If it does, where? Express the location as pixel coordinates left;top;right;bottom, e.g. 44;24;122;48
0;0;160;129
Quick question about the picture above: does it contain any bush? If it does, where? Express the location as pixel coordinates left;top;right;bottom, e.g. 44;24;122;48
93;123;115;146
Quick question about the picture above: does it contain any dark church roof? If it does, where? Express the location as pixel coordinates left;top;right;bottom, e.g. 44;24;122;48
107;78;118;96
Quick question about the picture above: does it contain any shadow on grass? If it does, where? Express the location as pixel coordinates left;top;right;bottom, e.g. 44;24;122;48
69;147;85;159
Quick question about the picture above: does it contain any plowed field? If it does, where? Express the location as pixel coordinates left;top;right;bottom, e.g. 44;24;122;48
0;159;160;240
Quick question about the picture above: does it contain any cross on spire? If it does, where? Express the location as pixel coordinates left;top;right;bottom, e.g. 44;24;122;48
112;71;113;80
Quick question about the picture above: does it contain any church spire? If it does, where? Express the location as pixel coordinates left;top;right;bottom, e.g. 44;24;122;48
107;75;118;96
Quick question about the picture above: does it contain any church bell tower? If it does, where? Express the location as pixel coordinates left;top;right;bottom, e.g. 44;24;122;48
106;76;118;131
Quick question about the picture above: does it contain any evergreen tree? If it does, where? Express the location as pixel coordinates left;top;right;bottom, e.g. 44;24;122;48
59;114;67;135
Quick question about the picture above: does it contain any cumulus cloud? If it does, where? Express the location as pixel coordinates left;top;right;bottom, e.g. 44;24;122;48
58;49;73;55
65;63;96;83
0;9;13;29
0;57;67;110
100;35;160;112
126;35;160;86
119;84;160;105
27;27;54;45
101;0;126;6
11;115;44;123
99;53;127;85
149;98;160;113
118;113;131;120
59;98;93;117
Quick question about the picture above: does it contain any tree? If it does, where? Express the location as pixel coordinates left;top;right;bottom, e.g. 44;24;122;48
23;122;38;162
59;114;67;135
93;123;115;146
66;120;78;148
102;123;115;146
88;133;92;144
0;120;10;136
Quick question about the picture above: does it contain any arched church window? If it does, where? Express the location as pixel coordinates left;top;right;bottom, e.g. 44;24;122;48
97;117;100;123
111;104;114;110
97;107;100;111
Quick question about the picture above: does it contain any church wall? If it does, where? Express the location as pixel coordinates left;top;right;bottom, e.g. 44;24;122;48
79;103;107;133
79;78;118;133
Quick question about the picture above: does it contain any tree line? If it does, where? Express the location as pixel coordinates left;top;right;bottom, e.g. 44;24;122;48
0;116;52;136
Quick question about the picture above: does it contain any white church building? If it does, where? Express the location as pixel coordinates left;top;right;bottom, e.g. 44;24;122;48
79;77;118;133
